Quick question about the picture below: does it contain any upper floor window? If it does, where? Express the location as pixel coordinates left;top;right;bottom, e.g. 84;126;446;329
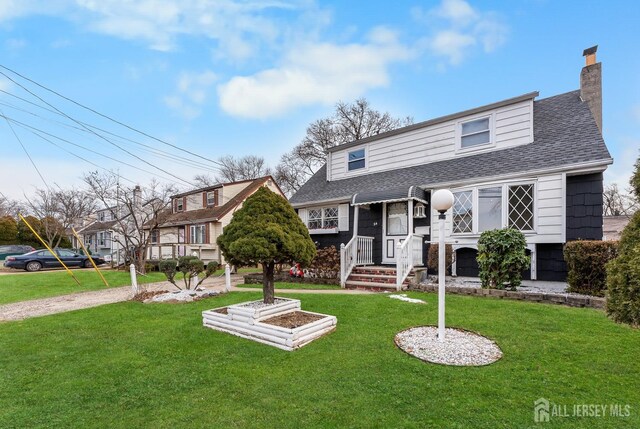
150;230;159;244
99;212;106;222
176;199;184;212
206;191;216;206
348;149;366;171
460;117;491;149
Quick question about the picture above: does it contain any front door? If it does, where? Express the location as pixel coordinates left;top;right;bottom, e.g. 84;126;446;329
382;202;408;264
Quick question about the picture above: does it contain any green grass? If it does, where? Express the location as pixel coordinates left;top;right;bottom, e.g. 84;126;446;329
1;292;638;428
0;270;167;305
236;281;341;290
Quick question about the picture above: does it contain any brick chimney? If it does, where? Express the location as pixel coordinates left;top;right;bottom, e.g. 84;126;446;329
580;45;602;133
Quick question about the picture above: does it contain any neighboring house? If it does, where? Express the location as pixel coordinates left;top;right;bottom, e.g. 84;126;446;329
603;215;631;241
74;206;124;264
290;47;612;288
147;176;284;263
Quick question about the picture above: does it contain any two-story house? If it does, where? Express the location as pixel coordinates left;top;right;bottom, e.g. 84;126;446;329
147;176;284;263
290;47;612;289
75;206;124;264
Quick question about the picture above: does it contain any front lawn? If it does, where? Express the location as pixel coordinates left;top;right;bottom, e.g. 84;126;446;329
236;281;341;290
1;292;638;428
0;270;167;305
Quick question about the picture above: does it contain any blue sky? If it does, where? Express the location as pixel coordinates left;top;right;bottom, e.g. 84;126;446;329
0;0;638;200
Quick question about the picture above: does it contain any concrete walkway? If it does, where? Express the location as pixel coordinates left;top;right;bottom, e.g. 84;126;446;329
0;275;373;322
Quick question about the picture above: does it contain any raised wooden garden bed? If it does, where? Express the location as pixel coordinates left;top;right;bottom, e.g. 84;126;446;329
202;298;337;351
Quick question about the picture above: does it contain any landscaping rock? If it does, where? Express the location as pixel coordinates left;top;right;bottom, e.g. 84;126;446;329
145;289;220;303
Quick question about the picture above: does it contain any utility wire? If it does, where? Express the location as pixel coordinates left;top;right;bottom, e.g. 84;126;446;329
0;64;224;167
0;108;50;191
2;114;185;185
0;70;197;187
0;90;220;171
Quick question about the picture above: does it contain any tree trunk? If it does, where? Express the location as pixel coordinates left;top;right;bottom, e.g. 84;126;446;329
263;262;275;304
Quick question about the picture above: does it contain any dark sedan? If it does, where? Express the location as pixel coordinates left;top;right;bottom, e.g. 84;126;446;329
3;248;106;272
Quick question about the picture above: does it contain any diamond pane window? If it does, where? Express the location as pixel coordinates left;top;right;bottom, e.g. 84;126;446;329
508;184;534;231
324;207;339;228
453;191;473;233
308;209;322;230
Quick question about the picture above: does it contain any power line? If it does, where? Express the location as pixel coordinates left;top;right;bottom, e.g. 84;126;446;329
0;89;220;171
1;108;50;190
0;64;225;167
1;114;187;185
0;70;197;187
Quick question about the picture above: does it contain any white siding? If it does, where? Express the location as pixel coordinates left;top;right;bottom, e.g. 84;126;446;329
330;99;533;180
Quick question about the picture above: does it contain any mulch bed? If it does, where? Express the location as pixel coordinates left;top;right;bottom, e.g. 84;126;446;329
132;290;170;302
213;307;228;315
261;311;324;329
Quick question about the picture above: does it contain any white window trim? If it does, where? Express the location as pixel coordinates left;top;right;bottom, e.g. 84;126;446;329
346;145;369;173
206;191;215;206
190;224;206;244
307;206;339;233
455;113;496;154
450;181;537;237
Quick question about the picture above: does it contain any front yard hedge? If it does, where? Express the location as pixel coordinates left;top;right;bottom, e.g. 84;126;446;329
477;228;530;290
563;240;618;297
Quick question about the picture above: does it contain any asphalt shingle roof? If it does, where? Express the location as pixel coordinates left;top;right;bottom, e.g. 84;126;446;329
290;91;612;206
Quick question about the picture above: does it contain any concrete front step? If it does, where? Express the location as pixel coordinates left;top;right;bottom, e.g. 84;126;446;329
349;273;399;284
345;280;408;292
352;266;399;275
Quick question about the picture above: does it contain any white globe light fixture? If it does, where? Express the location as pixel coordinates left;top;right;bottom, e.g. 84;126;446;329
431;189;454;341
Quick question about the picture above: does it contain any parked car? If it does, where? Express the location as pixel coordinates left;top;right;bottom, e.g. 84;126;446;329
0;245;35;261
3;248;106;272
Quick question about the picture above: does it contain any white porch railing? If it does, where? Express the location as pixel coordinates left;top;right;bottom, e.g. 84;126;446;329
340;235;374;287
396;234;424;290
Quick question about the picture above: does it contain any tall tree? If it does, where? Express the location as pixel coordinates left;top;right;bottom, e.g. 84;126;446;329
83;171;176;273
275;98;412;196
216;155;271;183
603;183;638;216
217;187;316;304
0;216;18;245
24;187;95;248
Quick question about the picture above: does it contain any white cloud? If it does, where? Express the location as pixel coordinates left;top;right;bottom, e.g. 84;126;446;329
416;0;508;66
217;27;412;119
605;142;640;188
5;38;26;49
0;0;306;58
165;70;218;119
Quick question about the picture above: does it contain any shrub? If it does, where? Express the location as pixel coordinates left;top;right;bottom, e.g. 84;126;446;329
305;245;340;279
426;244;454;275
159;256;219;290
564;240;618;296
606;211;640;326
477;228;530;290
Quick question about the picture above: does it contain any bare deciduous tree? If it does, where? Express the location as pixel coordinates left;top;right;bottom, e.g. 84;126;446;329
83;171;176;273
275;98;412;196
216;155;271;183
603;183;638;216
24;187;96;248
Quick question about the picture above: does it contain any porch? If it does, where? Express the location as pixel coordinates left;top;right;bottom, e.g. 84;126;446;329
338;186;431;290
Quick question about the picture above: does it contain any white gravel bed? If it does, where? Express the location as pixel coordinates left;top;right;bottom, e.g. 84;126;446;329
147;289;220;303
235;298;288;309
395;326;502;366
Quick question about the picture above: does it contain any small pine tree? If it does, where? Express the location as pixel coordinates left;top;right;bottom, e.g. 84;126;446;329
217;187;316;304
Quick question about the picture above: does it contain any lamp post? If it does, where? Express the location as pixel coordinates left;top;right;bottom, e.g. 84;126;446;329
431;189;454;341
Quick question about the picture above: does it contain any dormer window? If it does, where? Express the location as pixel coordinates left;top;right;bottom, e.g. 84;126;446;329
206;191;215;207
460;117;491;149
348;148;366;171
